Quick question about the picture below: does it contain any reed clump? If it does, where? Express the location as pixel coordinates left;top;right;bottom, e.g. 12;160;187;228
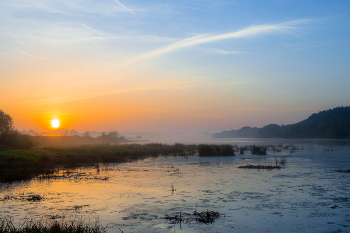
250;145;267;155
197;144;234;156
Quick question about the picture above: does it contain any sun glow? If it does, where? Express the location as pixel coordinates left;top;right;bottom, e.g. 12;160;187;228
51;119;60;128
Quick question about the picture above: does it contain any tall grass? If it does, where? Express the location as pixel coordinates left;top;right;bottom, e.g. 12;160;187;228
0;218;106;233
250;145;267;155
0;143;197;182
198;144;234;156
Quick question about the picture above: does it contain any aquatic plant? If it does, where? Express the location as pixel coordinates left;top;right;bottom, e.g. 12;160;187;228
239;157;287;170
27;194;43;202
238;164;282;170
164;210;222;225
250;145;267;155
197;144;234;156
336;169;350;173
239;147;245;155
193;210;221;224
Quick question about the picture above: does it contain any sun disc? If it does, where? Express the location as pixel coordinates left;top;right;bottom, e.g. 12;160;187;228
51;119;60;128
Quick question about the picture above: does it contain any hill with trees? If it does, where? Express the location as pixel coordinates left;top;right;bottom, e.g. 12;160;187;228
212;126;260;138
213;106;350;139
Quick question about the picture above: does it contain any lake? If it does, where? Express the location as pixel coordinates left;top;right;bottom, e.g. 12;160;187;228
1;139;350;233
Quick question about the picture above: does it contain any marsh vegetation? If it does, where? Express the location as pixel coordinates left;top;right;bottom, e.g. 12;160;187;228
0;218;106;233
0;141;305;182
0;143;197;182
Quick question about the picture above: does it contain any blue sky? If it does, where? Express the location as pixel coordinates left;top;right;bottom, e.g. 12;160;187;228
1;0;350;132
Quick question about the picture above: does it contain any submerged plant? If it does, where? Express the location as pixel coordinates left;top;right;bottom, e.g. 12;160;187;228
239;157;287;170
164;210;222;225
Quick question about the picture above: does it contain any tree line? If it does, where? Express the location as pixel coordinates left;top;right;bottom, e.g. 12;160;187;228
0;110;127;149
212;106;350;139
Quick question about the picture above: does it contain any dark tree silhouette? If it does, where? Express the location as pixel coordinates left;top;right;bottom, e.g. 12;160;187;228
0;110;16;134
0;110;35;149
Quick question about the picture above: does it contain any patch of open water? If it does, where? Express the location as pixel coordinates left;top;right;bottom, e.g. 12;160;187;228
1;140;350;233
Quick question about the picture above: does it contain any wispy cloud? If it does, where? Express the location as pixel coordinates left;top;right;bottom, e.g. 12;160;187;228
113;0;135;16
117;19;313;68
29;77;248;106
214;49;245;55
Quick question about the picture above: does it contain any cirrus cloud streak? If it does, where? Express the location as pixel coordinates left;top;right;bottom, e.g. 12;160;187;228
118;19;313;68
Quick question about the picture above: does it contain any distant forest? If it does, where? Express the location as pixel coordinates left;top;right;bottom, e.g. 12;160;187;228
212;106;350;139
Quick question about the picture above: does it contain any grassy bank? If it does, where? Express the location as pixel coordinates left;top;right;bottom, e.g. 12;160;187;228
0;143;200;182
0;144;237;182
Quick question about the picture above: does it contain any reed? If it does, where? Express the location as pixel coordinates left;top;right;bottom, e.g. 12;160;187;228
0;218;106;233
197;144;234;156
250;145;267;155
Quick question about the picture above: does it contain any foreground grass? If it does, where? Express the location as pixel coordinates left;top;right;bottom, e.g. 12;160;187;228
0;218;106;233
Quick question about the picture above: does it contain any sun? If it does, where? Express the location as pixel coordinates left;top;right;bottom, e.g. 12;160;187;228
51;119;60;128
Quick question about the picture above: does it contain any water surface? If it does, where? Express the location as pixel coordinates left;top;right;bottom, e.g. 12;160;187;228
1;139;350;233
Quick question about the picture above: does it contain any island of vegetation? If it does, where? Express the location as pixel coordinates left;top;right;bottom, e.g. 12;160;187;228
212;106;350;139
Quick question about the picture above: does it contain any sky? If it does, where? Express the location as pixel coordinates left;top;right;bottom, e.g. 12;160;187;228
1;0;350;133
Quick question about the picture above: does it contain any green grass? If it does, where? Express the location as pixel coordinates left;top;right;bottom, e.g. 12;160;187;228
0;150;44;162
42;145;136;153
0;143;196;182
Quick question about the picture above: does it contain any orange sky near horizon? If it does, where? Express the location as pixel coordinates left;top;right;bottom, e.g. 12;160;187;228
1;57;326;133
1;1;349;134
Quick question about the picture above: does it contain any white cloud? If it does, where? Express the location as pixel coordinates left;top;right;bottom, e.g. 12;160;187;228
118;19;313;68
113;0;135;16
214;49;245;55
